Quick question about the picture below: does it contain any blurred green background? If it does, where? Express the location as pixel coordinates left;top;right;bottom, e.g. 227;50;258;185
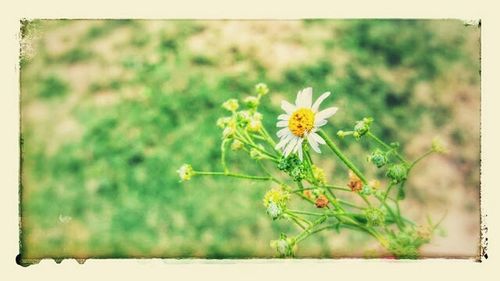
20;20;480;259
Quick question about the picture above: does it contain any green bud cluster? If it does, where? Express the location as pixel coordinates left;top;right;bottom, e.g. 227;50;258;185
368;149;388;168
270;233;296;257
277;155;307;182
359;184;373;196
364;207;385;227
386;163;408;184
387;227;431;259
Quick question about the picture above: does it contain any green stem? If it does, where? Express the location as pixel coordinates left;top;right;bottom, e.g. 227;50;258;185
221;139;230;173
409;150;434;171
235;136;278;161
383;183;394;202
304;150;317;183
193;171;273;181
318;130;372;207
260;126;277;148
324;185;352;192
375;193;404;230
288;209;326;217
318;130;368;184
284;210;313;226
337;199;364;210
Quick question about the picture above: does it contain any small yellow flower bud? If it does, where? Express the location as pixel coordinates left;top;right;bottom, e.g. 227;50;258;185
216;116;232;128
230;139;244;151
247;119;262;132
243;96;260;108
255;83;269;96
222;99;239;112
431;137;448;154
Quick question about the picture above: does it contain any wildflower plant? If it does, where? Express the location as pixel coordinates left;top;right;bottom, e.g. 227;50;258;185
178;83;446;259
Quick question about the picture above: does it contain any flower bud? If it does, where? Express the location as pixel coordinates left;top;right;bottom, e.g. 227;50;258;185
386;163;408;184
266;201;282;219
216;116;231;128
347;170;363;192
237;110;251;124
290;166;306;182
255;83;269;96
364;207;385;227
230;139;244;151
222;126;235;139
431;137;447;154
243;96;260;108
176;164;193;182
263;187;290;212
353;117;373;138
303;190;313;199
337;130;346;138
315;194;329;208
247;115;262;132
368;149;388;168
222;99;239;112
360;184;373;196
270;234;295;257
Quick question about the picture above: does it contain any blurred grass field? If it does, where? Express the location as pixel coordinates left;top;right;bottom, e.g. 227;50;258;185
20;19;480;259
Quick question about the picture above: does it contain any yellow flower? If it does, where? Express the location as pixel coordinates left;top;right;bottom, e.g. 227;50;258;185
263;187;289;208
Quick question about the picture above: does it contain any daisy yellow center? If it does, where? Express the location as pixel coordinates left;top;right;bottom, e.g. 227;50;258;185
288;108;315;137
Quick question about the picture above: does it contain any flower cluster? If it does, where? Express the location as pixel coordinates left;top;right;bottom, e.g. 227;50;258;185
178;83;442;259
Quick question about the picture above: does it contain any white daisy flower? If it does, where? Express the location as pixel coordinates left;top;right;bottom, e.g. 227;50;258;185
275;87;338;160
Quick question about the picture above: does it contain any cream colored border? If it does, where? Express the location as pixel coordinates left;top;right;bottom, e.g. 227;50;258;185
1;0;498;280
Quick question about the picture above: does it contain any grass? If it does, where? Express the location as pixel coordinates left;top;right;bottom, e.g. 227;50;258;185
20;19;480;259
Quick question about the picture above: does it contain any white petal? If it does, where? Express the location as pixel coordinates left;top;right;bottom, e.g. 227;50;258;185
278;114;289;121
307;134;321;153
297;143;304;160
314;119;327;127
293;138;304;160
312;91;331;112
276;133;293;150
276;128;289;138
293;138;304;153
295;89;303;107
296;87;312;108
276;120;288;127
316;107;338;120
311;132;326;145
281;101;296;115
284;137;299;156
